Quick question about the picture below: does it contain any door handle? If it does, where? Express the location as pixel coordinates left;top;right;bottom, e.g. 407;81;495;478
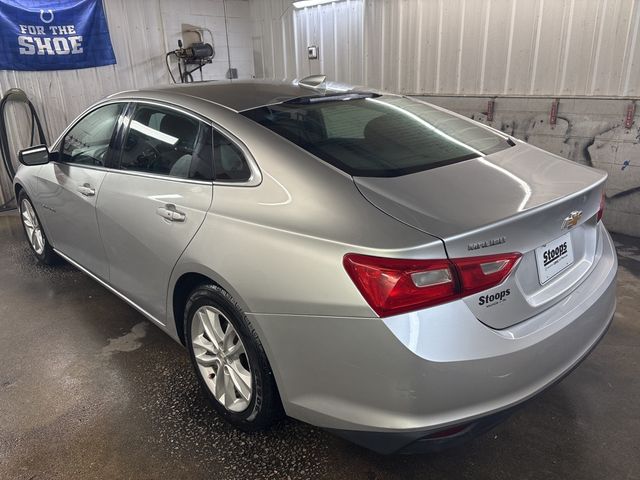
77;184;95;197
156;204;186;223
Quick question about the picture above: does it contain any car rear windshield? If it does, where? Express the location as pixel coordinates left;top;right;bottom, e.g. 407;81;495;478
241;95;513;177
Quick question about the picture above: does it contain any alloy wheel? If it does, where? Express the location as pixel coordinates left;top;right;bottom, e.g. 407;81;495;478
191;305;253;412
20;199;45;255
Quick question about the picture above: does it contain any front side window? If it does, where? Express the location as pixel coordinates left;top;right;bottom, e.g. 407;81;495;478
61;103;124;166
118;105;213;180
242;95;513;177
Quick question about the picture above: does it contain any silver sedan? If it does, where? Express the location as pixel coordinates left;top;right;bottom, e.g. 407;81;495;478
13;79;617;453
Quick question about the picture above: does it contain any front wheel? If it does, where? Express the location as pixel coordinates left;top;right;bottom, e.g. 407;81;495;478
185;284;283;431
18;190;58;265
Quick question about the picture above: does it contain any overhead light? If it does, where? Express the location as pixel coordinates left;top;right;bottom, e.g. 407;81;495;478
130;121;178;146
293;0;337;8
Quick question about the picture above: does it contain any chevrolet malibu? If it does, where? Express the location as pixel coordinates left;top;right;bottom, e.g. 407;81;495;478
13;79;616;453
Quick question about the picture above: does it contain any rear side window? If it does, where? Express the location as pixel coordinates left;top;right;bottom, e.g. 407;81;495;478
213;132;251;182
118;105;213;180
242;96;512;177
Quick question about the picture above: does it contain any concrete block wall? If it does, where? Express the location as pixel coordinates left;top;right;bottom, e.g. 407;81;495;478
417;96;640;237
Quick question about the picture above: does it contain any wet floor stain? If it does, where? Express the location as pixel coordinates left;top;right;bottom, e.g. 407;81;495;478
101;322;148;356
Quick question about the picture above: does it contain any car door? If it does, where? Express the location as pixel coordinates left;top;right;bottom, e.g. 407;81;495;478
96;102;214;324
37;102;126;280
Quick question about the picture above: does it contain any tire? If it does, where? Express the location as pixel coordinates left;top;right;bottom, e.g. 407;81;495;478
18;190;59;265
184;284;283;431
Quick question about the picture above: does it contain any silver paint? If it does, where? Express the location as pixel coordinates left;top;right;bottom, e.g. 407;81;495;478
13;81;617;442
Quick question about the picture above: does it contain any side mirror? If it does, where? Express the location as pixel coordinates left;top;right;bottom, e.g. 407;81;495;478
18;145;50;166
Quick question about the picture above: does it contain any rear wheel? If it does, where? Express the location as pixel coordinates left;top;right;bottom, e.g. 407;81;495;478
18;191;58;265
185;284;283;430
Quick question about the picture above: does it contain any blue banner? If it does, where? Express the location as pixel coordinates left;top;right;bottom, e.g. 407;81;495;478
0;0;116;71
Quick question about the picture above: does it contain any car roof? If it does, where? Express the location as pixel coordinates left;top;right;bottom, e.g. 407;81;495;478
109;80;326;113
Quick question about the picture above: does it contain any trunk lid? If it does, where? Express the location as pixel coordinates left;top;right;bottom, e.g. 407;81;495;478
355;143;607;329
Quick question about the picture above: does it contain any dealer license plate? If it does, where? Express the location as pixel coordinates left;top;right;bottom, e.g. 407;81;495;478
535;233;574;285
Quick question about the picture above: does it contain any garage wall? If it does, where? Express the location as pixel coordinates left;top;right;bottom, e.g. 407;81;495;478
250;0;364;84
0;0;253;205
251;0;640;96
364;0;640;96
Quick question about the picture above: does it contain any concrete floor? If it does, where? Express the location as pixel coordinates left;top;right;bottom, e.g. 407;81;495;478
0;210;638;480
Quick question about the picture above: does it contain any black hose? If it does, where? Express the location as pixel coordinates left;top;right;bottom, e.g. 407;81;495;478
0;88;47;211
165;52;177;84
177;59;184;83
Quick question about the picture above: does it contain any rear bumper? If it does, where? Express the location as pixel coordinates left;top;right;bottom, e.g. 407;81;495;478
247;225;617;454
329;306;613;454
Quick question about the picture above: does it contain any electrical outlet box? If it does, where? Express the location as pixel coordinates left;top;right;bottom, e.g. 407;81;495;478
307;45;318;60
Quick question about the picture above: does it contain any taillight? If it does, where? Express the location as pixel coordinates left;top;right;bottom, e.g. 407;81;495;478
343;255;459;317
453;253;522;297
597;190;605;222
343;252;521;317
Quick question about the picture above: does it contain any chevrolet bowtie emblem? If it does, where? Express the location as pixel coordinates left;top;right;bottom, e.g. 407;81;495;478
561;210;582;230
